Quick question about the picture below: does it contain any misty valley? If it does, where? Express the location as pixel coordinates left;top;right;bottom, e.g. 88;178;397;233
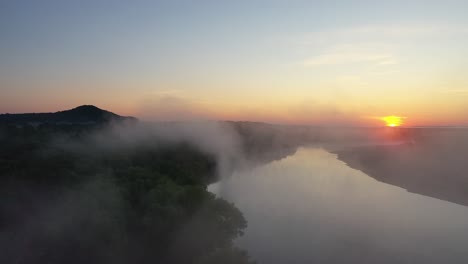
3;1;468;263
1;106;468;264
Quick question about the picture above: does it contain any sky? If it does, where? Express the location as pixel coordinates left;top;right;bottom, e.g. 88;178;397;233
1;0;468;126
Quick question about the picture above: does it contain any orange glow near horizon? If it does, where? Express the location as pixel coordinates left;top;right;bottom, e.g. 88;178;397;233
380;116;405;127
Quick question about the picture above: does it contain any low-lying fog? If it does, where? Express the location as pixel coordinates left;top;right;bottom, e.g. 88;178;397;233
2;120;467;264
209;147;468;264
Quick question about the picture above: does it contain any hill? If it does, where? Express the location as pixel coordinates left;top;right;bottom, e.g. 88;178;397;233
0;105;137;125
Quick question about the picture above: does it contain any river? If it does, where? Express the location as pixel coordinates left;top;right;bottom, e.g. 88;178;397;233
209;147;468;264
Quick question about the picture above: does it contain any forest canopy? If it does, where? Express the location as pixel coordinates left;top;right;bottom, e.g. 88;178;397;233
0;123;255;264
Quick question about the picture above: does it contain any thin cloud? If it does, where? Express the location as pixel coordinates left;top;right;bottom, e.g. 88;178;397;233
135;94;216;121
298;23;468;68
304;52;397;66
440;89;468;94
299;24;468;45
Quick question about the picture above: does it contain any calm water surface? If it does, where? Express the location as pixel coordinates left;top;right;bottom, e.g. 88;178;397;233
209;148;468;264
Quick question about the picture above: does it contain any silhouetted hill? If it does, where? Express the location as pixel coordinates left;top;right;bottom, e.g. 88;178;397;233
0;105;137;125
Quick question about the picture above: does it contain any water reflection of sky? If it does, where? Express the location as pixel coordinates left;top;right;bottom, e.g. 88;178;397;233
209;148;468;264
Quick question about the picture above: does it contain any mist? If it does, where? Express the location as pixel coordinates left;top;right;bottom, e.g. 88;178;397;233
2;115;468;264
333;128;468;206
0;120;255;264
208;127;468;264
2;0;468;263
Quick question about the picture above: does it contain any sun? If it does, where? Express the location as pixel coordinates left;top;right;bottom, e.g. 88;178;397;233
380;116;405;127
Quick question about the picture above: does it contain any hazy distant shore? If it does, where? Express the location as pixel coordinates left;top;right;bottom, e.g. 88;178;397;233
334;140;468;207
